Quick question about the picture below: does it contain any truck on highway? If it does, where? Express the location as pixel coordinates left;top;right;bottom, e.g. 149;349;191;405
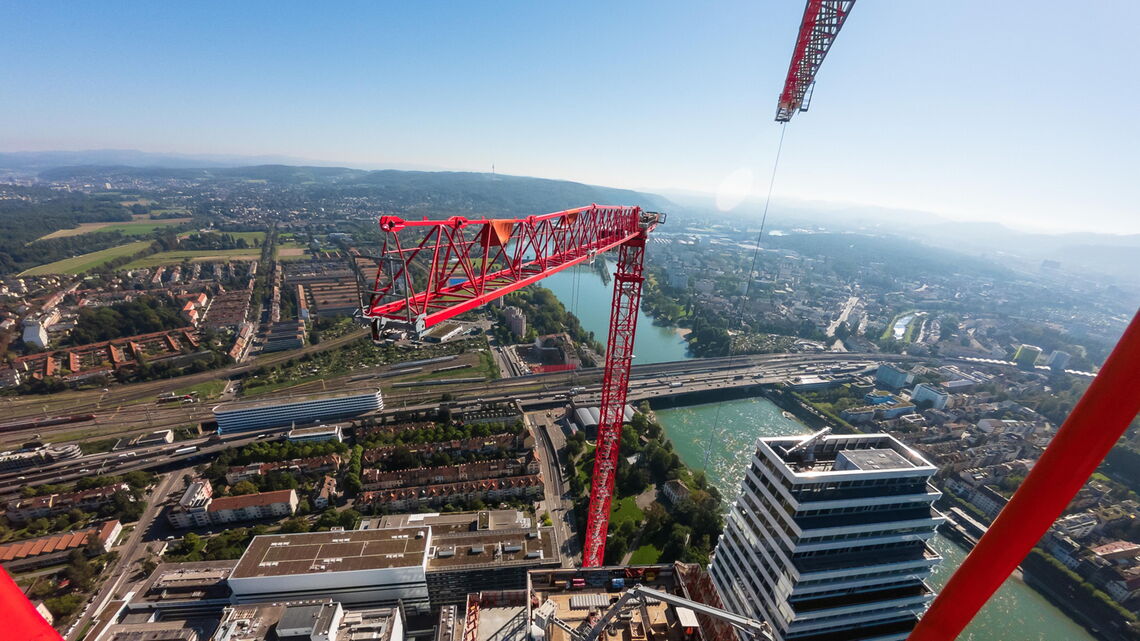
172;446;198;456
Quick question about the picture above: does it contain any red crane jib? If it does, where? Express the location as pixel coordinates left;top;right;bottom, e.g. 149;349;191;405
364;205;662;566
776;0;855;122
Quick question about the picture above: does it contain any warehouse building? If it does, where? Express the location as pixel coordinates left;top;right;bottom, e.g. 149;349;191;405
212;388;383;434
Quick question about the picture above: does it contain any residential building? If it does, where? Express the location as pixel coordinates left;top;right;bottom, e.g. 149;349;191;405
0;520;121;571
208;489;299;525
314;475;338;509
503;306;526;339
213;388;383;434
4;482;130;523
22;319;49;349
709;433;943;641
911;383;949;410
167;483;298;529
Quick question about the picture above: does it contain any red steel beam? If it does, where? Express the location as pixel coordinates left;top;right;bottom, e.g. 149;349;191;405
909;310;1140;641
0;567;62;641
364;205;648;332
776;0;856;122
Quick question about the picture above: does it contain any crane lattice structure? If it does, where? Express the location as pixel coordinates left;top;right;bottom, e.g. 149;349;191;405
362;205;663;567
775;0;856;122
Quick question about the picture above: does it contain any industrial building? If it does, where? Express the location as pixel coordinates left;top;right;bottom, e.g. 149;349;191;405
212;388;383;434
359;510;560;607
709;432;943;641
227;527;434;613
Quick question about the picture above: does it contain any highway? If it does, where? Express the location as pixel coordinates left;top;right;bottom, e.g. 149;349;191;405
2;352;911;501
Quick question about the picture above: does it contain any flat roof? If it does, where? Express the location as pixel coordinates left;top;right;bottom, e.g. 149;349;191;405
425;529;556;571
836;449;916;471
214;388;380;414
231;528;428;578
367;509;529;533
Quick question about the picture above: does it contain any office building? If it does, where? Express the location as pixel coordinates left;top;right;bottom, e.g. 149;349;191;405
709;433;943;641
874;364;910;390
910;383;949;410
213;388;383;434
211;599;404;641
1013;344;1043;369
360;510;560;607
1046;350;1071;371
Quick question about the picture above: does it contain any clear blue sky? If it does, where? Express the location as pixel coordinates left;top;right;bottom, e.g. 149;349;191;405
2;1;1137;233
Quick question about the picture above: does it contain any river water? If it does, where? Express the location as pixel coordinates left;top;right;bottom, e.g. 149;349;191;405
539;263;1097;641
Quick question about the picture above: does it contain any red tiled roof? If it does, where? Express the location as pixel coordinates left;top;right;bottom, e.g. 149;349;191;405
208;489;295;512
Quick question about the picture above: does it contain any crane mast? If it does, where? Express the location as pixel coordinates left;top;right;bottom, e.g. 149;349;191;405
362;205;663;567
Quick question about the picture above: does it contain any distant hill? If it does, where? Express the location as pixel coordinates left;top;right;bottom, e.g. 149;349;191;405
35;164;675;218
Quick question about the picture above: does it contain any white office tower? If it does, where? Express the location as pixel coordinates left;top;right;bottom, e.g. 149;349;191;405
710;431;943;641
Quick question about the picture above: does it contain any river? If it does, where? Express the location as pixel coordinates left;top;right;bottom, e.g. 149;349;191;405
539;263;1097;641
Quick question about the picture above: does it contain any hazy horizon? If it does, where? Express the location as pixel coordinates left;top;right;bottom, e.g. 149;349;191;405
3;1;1137;234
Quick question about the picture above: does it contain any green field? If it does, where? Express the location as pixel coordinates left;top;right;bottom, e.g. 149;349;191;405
173;379;227;400
123;248;262;269
36;218;192;240
608;496;645;530
629;543;662;564
193;230;266;243
19;241;155;276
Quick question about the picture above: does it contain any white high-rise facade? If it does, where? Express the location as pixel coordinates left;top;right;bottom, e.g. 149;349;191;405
710;432;943;641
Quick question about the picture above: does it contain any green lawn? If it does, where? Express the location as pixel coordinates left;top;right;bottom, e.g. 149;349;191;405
629;543;662;564
194;230;266;243
123;248;262;269
19;241;155;276
608;496;645;529
174;379;227;400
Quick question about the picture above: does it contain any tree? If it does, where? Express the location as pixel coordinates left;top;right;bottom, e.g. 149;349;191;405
231;480;258;496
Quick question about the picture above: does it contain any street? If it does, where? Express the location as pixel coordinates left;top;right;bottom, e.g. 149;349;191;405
66;468;188;641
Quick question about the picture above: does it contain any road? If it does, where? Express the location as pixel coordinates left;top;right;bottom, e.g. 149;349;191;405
526;408;578;566
67;468;187;641
826;296;860;338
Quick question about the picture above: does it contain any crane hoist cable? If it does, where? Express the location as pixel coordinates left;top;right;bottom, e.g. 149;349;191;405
703;122;789;472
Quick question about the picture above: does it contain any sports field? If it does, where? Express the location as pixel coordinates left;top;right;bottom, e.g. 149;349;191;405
19;241;155;276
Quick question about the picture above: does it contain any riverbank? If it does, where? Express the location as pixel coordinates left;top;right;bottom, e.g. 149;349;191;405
539;263;1101;641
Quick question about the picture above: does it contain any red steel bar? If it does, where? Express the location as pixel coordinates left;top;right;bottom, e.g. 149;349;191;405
0;567;63;641
909;310;1140;641
583;236;648;567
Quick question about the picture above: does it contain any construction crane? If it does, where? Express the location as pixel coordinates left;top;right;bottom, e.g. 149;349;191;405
775;0;856;122
534;584;773;641
361;205;664;567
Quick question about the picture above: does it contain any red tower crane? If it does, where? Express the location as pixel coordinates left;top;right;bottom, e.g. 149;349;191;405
362;205;664;567
775;0;856;122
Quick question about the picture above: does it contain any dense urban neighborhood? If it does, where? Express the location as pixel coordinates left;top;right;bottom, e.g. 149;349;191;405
0;164;1136;641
